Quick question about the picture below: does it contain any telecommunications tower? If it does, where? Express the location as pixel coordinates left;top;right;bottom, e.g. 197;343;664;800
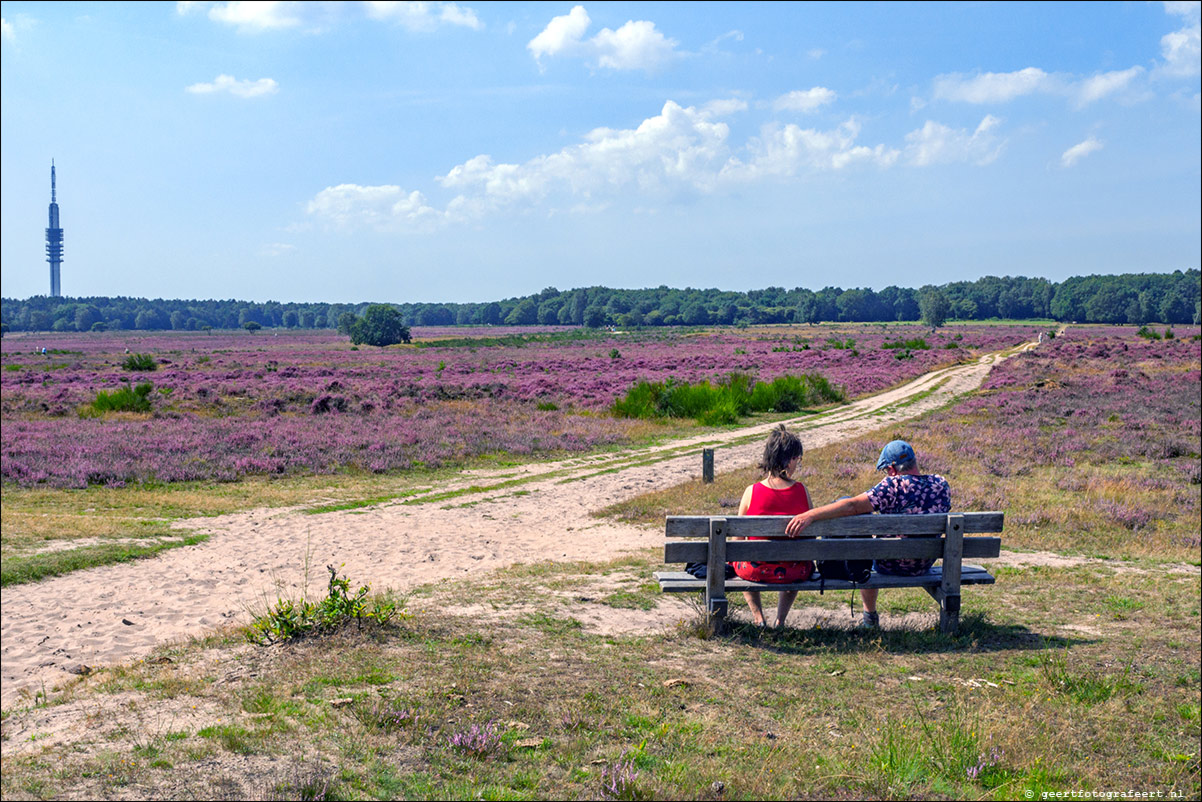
46;161;64;297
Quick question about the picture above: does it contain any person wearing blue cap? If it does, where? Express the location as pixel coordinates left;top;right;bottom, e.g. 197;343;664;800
784;439;951;628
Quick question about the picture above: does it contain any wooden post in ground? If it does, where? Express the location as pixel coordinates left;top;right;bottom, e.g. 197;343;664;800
702;448;714;483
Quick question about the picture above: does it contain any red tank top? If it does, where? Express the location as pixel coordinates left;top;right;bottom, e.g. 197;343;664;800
732;481;814;583
746;481;810;516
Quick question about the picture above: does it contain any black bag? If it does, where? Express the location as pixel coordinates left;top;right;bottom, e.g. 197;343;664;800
816;558;872;584
685;562;736;580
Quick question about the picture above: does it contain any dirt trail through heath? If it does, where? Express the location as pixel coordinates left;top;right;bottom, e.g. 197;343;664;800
1;343;1038;708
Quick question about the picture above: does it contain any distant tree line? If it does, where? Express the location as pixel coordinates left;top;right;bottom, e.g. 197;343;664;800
1;270;1198;334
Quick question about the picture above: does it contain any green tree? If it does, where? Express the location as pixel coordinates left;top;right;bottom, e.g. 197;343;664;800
583;305;607;328
505;298;538;325
350;304;411;346
919;288;951;328
336;311;357;335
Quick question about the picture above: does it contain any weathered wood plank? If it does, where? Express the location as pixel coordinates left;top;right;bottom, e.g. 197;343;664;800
705;518;728;621
939;514;965;634
654;565;996;593
665;512;1003;538
663;536;1001;563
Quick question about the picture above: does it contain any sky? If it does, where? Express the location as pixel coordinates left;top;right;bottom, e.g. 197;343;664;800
1;1;1199;304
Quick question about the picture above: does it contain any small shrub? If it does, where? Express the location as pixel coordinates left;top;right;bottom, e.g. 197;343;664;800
92;382;154;413
1164;328;1174;339
535;400;559;411
122;353;158;371
610;348;621;359
448;720;502;757
247;565;402;644
1137;326;1161;340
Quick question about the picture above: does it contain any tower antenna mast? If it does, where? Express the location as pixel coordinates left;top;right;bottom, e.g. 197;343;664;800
46;160;64;297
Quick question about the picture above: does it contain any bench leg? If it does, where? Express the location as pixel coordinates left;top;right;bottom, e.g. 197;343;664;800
707;596;728;634
923;586;961;634
939;593;960;634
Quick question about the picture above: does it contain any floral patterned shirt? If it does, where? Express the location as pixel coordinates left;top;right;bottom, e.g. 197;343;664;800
866;474;951;576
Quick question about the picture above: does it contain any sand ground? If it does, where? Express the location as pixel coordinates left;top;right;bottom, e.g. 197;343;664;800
1;345;1037;709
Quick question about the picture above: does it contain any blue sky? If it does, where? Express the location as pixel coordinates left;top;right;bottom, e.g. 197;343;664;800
2;1;1199;303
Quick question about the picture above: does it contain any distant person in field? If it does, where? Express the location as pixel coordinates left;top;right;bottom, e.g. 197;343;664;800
730;425;814;629
784;440;950;629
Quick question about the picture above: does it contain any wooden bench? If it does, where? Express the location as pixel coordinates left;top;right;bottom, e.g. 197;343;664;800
654;512;1003;633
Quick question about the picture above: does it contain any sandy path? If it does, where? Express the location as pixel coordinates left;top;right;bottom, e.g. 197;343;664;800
0;345;1034;708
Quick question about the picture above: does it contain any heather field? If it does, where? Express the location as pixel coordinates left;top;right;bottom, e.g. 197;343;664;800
1;324;1199;801
608;324;1202;562
0;324;1035;489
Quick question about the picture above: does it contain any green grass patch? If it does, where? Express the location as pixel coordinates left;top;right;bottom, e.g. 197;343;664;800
1;534;209;587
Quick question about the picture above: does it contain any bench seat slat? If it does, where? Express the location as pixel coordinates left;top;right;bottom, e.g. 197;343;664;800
664;536;1000;563
653;565;996;593
665;512;1003;539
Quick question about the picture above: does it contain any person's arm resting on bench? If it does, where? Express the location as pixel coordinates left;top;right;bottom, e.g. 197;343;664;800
784;493;873;535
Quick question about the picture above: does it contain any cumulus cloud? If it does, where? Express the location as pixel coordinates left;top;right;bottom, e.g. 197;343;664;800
306;184;443;230
2;17;14;40
1060;137;1103;167
772;87;837;113
177;1;302;31
904;115;1004;166
1158;1;1201;76
178;1;482;33
186;74;279;98
723;119;898;180
438;101;734;207
364;1;482;31
307;99;1006;230
933;68;1053;103
527;5;679;72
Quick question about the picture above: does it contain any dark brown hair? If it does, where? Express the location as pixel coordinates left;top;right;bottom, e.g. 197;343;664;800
759;424;803;479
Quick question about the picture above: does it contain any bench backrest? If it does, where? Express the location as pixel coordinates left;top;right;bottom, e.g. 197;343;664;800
663;512;1003;563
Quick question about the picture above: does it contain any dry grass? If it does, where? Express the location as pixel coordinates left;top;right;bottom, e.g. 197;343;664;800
1;553;1197;800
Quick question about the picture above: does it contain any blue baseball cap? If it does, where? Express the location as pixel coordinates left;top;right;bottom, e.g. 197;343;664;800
876;440;916;471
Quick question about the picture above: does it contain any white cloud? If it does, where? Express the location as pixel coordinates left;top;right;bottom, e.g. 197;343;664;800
178;1;302;31
306;183;442;230
527;5;591;62
932;67;1053;103
527;5;679;72
933;65;1150;108
186;74;279;98
699;98;749;119
725;118;899;179
807;48;825;60
307;99;1006;230
1;17;14;40
1159;9;1201;77
178;1;482;33
1060;137;1103;167
438;101;733;207
904;115;1004;166
772;87;837;113
1075;67;1143;106
364;1;482;31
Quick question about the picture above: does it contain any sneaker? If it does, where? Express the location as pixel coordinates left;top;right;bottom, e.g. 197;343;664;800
858;611;880;629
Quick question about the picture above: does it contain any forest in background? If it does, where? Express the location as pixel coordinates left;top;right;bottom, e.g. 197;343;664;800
2;269;1198;333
